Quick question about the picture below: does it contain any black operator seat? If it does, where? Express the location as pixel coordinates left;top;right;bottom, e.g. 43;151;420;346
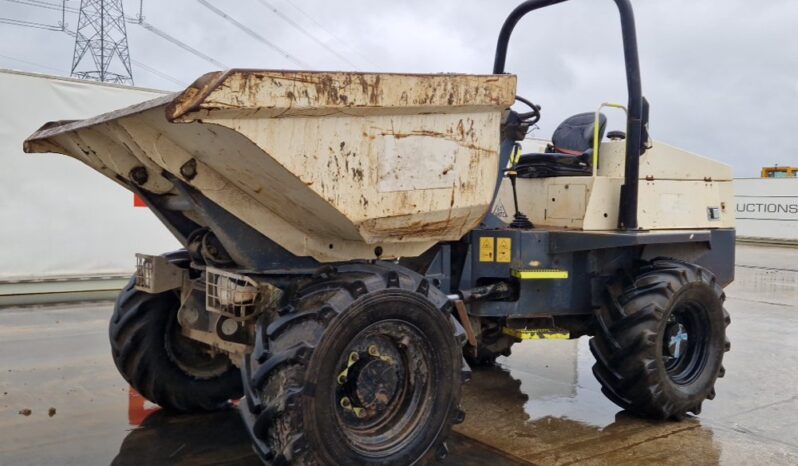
515;112;607;178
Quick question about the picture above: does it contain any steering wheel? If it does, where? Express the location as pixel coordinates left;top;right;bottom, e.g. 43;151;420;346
515;95;541;125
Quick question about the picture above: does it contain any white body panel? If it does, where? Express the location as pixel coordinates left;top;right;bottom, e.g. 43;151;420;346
493;139;735;230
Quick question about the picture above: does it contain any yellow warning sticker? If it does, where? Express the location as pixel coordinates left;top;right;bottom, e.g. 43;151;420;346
479;237;495;262
502;327;570;340
496;238;512;263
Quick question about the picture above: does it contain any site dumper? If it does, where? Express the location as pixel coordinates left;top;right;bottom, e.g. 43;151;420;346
24;1;734;464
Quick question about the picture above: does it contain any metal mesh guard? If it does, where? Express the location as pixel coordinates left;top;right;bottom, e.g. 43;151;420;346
206;268;260;320
135;254;154;291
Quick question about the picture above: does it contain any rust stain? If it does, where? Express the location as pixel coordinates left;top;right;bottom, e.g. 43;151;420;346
166;70;226;120
368;214;468;238
378;129;493;153
456;119;466;140
171;70;515;118
238;71;386;108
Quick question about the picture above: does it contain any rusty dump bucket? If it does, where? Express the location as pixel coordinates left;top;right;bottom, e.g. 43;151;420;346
24;69;516;261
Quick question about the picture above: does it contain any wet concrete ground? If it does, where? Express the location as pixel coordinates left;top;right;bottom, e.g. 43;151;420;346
1;244;797;465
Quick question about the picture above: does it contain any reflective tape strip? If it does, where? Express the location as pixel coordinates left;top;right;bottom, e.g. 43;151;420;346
511;269;569;280
502;327;570;340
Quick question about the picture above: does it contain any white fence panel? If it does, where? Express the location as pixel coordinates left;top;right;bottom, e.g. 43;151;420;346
735;178;798;243
0;70;179;280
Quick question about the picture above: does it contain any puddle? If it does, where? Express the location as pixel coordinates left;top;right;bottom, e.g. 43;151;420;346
728;266;798;306
115;388;527;465
457;339;722;465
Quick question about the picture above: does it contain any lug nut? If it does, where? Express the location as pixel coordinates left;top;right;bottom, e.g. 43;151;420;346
368;345;379;356
129;166;148;186
180;159;197;180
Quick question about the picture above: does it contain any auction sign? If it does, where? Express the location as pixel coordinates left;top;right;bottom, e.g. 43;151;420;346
735;178;798;242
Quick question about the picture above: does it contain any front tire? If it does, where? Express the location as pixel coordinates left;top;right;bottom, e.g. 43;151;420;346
241;264;466;465
590;259;730;419
110;265;243;412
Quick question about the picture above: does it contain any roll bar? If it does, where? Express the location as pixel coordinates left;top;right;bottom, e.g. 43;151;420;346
494;0;644;230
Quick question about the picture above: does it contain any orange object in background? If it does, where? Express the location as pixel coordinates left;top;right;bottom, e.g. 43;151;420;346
133;194;147;207
127;386;159;426
127;385;240;426
761;166;798;178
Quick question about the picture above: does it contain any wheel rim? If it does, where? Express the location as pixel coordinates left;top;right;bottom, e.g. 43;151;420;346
662;299;710;385
332;319;435;457
165;311;231;379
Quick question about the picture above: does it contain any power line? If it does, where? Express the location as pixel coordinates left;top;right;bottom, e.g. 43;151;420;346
26;0;76;12
2;0;222;70
2;0;139;24
0;51;66;73
2;0;228;84
127;0;142;23
0;2;200;88
196;0;308;69
78;2;224;70
284;0;375;68
1;0;72;13
253;0;358;69
1;48;184;88
0;16;63;31
63;28;187;88
138;19;227;68
130;58;187;87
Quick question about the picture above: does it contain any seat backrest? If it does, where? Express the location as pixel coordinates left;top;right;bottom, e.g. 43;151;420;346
551;112;607;154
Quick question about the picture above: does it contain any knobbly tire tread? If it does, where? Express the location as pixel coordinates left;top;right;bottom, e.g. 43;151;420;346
242;263;467;465
109;252;242;412
590;258;730;420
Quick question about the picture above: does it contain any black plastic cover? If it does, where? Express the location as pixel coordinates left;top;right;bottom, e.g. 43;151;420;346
551;112;607;153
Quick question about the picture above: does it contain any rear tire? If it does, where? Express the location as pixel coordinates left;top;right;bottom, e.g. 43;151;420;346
590;259;730;419
240;264;466;465
110;253;242;412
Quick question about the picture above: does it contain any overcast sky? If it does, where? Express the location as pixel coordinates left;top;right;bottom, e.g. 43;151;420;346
1;0;796;176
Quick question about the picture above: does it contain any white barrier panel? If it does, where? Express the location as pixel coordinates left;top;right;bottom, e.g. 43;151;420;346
735;178;798;243
0;69;180;280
